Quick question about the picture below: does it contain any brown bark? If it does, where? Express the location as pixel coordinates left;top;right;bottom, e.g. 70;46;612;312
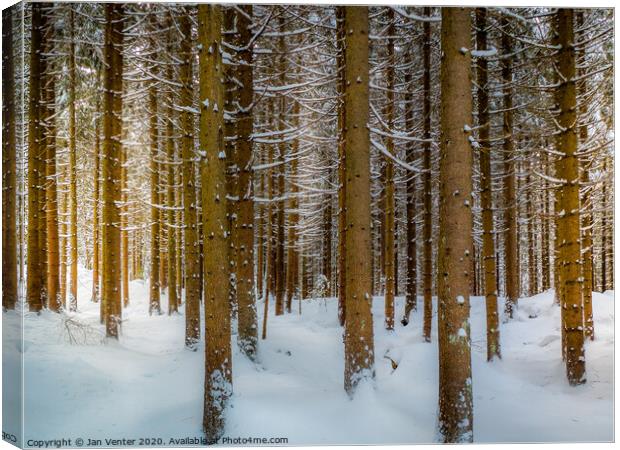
121;138;129;308
224;6;238;320
236;4;258;359
343;6;375;395
421;8;433;342
402;50;417;326
2;7;17;310
43;14;60;312
577;11;593;340
274;14;286;316
92;95;101;303
180;8;200;348
501;17;519;317
383;8;395;331
101;3;124;338
262;103;275;339
437;8;474;443
286;101;300;313
166;30;178;315
336;6;347;326
68;6;78;312
476;8;500;361
554;8;586;386
149;81;161;315
199;4;232;441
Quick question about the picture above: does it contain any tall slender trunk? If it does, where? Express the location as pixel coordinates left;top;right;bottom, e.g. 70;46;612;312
343;6;375;396
274;14;287;316
224;7;238;321
527;170;537;295
43;14;60;312
577;11;593;340
2;7;17;310
236;4;258;359
256;171;264;299
501;16;519;316
166;33;178;315
437;8;474;443
554;8;586;386
402;27;417;327
121;138;129;308
336;6;347;326
101;3;124;338
323;180;333;294
285;101;300;313
68;6;78;312
262;104;275;339
476;8;500;360
421;8;433;342
383;8;396;331
59;164;68;307
92;95;101;303
149;82;161;315
180;8;200;348
199;5;232;441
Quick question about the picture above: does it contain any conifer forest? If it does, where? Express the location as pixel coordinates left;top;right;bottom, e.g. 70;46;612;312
1;2;614;445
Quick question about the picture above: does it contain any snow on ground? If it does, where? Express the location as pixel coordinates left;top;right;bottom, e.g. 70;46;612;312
6;266;613;445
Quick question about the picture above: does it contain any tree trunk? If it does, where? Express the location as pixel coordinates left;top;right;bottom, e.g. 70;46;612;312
286;101;300;313
421;9;433;342
501;17;519;317
43;14;60;312
475;8;500;360
336;6;347;326
402;25;417;327
236;4;258;359
101;3;124;338
576;11;594;340
437;7;474;443
149;81;161;315
180;8;200;348
68;7;78;312
275;15;287;317
554;8;586;386
383;8;396;331
343;5;375;396
199;4;232;442
2;7;17;310
121;137;129;308
92;95;101;303
166;33;178;315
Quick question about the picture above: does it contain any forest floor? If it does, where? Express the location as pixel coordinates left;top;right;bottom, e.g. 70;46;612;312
8;266;614;444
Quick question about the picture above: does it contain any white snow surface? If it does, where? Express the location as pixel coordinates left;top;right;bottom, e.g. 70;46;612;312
9;266;614;444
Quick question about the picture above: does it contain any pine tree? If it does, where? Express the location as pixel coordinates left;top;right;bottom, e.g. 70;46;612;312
402;37;417;327
421;8;434;342
554;8;586;386
475;8;500;360
101;3;124;338
2;6;17;310
166;24;179;315
179;7;200;348
68;6;78;312
199;4;232;442
336;5;347;326
383;7;396;331
235;4;258;359
343;5;375;395
437;7;474;443
92;93;101;304
500;16;519;318
149;79;161;315
43;8;60;312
